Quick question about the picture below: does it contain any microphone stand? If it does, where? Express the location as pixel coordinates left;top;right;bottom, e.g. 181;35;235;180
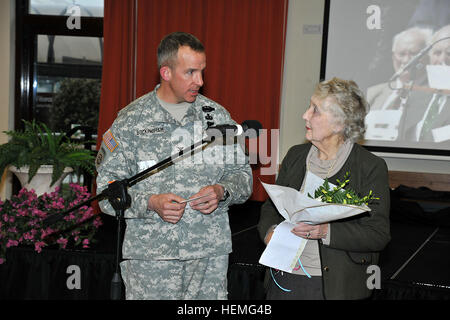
42;135;216;300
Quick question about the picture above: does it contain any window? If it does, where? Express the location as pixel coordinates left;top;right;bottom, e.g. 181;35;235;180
29;0;104;17
14;0;103;192
15;0;103;136
35;35;102;131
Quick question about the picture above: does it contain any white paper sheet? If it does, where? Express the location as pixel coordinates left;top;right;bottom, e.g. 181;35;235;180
258;221;308;273
427;65;450;90
432;124;450;143
364;109;403;141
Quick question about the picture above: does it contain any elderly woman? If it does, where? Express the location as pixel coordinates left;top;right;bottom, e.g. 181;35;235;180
257;77;391;300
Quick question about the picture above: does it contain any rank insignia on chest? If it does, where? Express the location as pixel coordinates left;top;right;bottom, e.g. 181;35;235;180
103;129;118;152
202;106;215;113
202;105;215;127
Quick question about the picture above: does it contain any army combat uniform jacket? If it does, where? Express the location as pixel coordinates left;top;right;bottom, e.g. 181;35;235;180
96;85;253;261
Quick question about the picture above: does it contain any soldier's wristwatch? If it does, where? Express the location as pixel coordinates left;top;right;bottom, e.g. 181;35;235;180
221;186;230;201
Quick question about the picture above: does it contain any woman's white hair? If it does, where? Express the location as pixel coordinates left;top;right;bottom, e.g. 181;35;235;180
313;77;368;142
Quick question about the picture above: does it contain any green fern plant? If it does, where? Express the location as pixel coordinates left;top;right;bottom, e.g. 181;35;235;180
0;120;96;186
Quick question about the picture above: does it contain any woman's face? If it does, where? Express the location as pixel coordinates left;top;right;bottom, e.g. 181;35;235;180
302;95;343;146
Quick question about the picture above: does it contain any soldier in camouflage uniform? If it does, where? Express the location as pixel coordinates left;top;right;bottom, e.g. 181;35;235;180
96;32;253;299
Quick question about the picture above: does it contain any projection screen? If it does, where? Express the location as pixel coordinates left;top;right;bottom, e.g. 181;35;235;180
321;0;450;157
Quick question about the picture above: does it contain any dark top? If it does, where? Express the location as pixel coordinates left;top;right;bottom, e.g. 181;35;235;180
257;142;391;299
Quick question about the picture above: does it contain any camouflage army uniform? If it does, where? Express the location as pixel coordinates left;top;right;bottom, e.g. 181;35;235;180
96;85;253;299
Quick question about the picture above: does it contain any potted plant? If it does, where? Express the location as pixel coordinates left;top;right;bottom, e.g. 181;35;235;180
0;120;96;195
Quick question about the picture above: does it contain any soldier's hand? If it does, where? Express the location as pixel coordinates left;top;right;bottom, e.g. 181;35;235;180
148;193;187;224
189;184;224;215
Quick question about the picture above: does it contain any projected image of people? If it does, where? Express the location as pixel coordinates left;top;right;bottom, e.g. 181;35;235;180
365;25;450;145
402;25;450;144
366;27;431;112
325;0;450;150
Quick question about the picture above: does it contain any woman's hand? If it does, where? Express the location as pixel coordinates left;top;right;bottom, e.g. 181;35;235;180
263;225;278;245
264;230;274;245
291;222;329;240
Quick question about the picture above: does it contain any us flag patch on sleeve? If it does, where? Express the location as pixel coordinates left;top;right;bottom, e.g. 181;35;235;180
103;129;118;152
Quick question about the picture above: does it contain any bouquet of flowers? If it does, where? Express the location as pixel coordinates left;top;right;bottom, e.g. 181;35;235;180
308;172;379;205
0;183;102;264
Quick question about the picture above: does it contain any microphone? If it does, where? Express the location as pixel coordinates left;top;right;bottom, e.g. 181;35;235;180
206;120;262;137
388;36;450;83
389;42;433;83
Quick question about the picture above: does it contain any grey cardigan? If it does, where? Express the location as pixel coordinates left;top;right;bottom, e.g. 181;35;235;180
257;143;391;300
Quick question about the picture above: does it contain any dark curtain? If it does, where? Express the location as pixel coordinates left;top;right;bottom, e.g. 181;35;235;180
97;0;137;148
97;0;289;201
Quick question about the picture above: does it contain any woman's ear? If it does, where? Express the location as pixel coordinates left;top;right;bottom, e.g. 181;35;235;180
160;66;171;81
334;124;345;134
331;119;345;135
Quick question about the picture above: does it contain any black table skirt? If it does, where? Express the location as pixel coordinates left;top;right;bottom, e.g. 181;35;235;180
0;246;120;300
0;213;123;300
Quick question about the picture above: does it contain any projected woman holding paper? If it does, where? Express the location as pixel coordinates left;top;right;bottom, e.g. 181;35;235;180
257;78;391;300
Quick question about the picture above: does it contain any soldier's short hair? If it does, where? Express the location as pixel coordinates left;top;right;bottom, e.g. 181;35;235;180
157;32;205;69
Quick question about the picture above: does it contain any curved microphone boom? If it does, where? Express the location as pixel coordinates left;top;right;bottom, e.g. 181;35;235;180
389;43;433;83
206;120;263;137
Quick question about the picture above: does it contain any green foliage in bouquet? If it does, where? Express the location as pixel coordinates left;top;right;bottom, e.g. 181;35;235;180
308;172;379;206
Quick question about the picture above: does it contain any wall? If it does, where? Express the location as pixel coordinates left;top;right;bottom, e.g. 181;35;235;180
280;0;450;176
279;0;324;159
0;0;14;200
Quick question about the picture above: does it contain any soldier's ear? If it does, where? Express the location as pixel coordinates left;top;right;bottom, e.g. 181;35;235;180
160;66;171;81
